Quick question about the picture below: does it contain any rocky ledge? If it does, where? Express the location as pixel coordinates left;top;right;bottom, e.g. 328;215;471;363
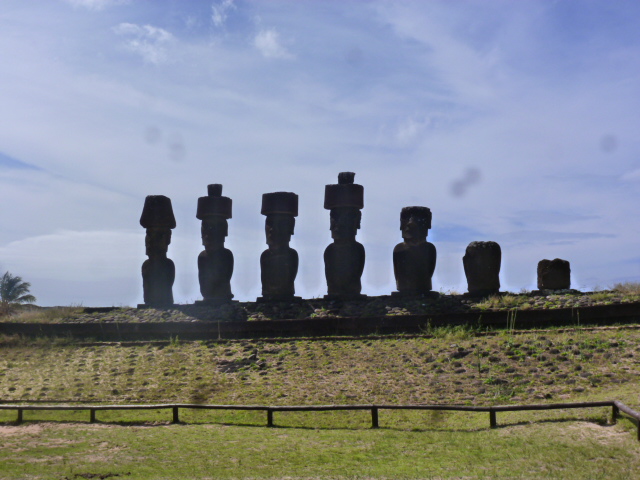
12;289;640;324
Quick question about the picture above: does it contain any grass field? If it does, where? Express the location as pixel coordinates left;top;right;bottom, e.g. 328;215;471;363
1;324;640;478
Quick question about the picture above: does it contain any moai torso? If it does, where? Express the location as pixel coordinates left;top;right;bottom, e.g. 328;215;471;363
198;247;233;301
324;238;365;296
142;256;175;306
537;258;571;291
260;246;299;297
463;241;501;296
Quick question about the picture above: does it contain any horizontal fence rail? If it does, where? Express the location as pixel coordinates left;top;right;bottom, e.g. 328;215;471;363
1;400;638;440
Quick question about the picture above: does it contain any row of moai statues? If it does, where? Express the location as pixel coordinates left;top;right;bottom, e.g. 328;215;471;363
139;172;572;307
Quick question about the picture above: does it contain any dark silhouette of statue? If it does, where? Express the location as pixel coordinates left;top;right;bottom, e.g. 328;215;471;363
463;241;501;297
537;258;571;290
196;184;234;305
393;206;437;296
258;192;299;302
324;172;366;300
140;195;176;308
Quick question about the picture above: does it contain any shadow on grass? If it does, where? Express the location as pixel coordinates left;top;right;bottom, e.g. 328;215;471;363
492;415;612;429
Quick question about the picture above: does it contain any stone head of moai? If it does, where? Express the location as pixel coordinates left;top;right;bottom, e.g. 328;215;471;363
537;258;571;290
400;206;432;244
139;195;176;307
325;172;363;242
196;184;234;303
463;241;501;297
197;184;232;252
262;192;298;249
323;172;366;299
393;206;437;296
140;195;176;259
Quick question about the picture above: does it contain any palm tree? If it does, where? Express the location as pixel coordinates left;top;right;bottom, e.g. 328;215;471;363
0;271;36;314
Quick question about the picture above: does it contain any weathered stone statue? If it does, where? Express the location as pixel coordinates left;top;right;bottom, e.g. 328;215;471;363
140;195;176;307
196;184;234;305
324;172;366;300
537;258;571;290
463;241;501;297
258;192;299;302
393;206;437;296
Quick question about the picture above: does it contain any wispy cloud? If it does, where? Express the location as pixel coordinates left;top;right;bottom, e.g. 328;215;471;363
211;0;236;29
254;28;293;59
113;23;174;64
62;0;130;11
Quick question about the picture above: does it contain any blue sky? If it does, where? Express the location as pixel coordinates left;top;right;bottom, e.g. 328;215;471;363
0;0;639;306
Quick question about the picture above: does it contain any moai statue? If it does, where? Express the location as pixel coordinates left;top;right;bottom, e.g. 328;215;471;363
139;195;176;308
463;241;501;297
323;172;366;300
258;192;300;302
393;206;437;297
537;258;571;290
196;184;234;305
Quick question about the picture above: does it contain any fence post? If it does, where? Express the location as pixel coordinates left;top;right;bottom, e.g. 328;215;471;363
16;408;23;425
371;407;379;429
611;405;619;424
267;409;274;428
489;409;497;429
90;409;96;423
172;407;179;424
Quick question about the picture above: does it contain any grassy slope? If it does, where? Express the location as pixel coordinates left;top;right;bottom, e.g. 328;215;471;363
1;326;640;479
1;327;638;406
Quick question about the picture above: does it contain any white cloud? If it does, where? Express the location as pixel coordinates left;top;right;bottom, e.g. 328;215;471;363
211;0;236;28
62;0;130;11
620;168;640;182
113;22;174;64
254;28;293;59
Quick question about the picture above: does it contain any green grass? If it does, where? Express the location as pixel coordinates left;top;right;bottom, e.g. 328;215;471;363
0;409;638;479
1;326;640;478
2;306;83;323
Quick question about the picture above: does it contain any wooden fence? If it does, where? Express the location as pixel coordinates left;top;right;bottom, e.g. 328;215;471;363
1;400;638;440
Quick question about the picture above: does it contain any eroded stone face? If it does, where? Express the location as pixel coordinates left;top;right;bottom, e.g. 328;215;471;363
329;207;361;241
463;241;501;296
538;258;571;290
393;207;436;295
201;218;228;252
265;214;295;249
400;207;431;244
145;228;171;258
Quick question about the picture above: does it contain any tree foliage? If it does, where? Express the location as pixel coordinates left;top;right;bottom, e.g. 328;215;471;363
0;271;36;314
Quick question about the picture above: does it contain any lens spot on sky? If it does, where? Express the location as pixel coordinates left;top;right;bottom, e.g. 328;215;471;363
345;47;363;66
450;167;481;197
600;134;617;153
168;134;186;162
144;126;162;144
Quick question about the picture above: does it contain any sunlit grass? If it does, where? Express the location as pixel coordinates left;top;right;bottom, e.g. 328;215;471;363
1;305;83;323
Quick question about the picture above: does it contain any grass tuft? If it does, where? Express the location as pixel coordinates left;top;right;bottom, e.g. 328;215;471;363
612;281;640;296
